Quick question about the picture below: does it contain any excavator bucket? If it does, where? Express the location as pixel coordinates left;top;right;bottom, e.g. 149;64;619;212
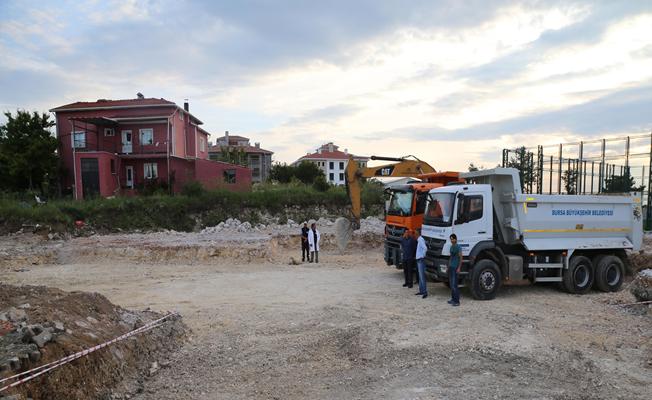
335;156;363;251
334;217;354;253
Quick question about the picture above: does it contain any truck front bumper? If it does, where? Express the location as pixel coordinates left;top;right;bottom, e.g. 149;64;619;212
384;233;404;268
424;256;449;281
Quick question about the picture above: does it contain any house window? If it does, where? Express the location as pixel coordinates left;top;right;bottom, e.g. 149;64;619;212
329;172;334;181
110;159;116;174
200;137;205;152
329;161;334;169
72;131;86;148
144;162;158;179
140;128;154;145
179;111;184;121
339;173;344;181
104;128;115;137
224;169;236;184
339;161;344;170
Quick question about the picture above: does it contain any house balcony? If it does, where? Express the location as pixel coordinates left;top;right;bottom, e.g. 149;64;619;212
69;116;170;157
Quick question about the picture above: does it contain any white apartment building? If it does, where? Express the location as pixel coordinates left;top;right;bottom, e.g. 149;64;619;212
293;142;369;185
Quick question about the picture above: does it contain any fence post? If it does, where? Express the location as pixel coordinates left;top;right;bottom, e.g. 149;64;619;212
558;144;563;194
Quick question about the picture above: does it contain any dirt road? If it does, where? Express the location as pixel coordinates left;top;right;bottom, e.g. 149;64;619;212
2;236;651;399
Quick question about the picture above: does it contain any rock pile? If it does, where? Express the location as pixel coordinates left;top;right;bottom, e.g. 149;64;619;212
200;218;269;234
629;269;652;302
0;306;65;373
200;216;384;236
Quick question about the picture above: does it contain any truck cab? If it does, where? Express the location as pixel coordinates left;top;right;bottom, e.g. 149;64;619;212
384;184;429;267
421;184;493;283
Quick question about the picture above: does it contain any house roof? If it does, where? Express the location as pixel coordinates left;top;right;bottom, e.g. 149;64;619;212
50;98;175;111
50;97;203;124
215;135;249;142
208;144;273;154
298;149;368;161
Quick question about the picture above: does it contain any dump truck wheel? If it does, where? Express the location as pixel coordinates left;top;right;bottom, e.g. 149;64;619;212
563;255;594;294
470;259;502;300
595;255;624;292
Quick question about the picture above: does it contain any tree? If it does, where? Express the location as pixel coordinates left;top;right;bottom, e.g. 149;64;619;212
0;110;58;194
312;175;330;192
219;146;247;166
468;163;484;172
294;161;324;185
269;163;295;183
603;169;644;193
562;169;578;194
506;146;535;192
269;161;325;185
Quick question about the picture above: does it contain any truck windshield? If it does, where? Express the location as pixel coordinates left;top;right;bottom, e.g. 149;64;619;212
387;191;413;216
424;193;455;226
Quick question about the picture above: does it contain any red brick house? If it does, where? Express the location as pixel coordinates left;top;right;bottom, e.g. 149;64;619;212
50;95;251;199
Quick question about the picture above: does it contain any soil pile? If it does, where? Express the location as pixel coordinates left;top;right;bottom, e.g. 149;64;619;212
628;251;652;274
0;284;186;400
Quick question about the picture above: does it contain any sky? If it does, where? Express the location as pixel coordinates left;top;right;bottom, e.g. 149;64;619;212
1;0;652;171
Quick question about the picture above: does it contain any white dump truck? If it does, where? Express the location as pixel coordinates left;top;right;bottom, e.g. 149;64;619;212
422;168;642;300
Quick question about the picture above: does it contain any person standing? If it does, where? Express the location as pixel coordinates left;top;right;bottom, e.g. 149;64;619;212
301;222;310;262
414;228;428;299
308;222;320;263
447;234;462;306
401;230;417;288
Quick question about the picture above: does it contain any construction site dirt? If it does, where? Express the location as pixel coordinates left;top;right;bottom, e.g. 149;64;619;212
1;226;651;400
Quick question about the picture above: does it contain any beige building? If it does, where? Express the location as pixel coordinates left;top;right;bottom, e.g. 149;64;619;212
209;131;273;183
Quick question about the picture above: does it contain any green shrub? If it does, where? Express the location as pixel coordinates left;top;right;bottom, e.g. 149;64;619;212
0;182;384;234
312;175;330;192
181;181;205;197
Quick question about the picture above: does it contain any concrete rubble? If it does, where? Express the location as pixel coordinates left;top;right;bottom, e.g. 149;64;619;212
0;307;59;373
200;216;384;236
629;268;652;302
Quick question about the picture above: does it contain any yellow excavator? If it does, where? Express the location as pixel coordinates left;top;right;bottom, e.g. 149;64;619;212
336;155;462;267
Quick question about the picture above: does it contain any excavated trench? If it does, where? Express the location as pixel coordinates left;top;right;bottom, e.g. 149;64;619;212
1;232;385;268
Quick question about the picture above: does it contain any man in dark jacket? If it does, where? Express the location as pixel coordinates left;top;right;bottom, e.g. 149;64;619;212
301;222;309;262
401;230;417;288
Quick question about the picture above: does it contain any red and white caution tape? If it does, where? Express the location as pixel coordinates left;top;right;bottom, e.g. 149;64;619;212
0;312;178;393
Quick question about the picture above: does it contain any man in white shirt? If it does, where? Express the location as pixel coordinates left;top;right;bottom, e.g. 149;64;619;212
415;228;428;299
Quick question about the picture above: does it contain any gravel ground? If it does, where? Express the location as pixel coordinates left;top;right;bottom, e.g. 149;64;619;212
1;235;650;400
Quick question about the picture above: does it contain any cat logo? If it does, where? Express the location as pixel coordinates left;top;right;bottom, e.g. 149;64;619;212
377;166;395;176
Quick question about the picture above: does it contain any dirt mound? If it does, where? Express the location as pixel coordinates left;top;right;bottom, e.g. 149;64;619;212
0;284;186;400
628;251;652;274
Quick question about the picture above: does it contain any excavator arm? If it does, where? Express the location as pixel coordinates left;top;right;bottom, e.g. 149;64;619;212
344;155;436;228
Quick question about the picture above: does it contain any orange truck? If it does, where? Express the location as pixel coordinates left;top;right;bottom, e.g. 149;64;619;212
338;155;462;267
